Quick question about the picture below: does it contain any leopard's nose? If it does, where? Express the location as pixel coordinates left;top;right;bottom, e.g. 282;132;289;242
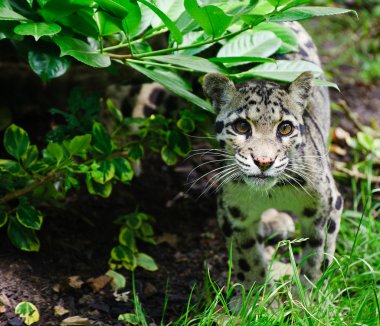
253;157;274;171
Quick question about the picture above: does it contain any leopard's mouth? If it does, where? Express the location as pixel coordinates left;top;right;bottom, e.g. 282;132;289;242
243;174;278;188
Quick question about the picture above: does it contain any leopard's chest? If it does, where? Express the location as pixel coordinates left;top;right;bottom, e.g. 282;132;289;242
221;182;317;227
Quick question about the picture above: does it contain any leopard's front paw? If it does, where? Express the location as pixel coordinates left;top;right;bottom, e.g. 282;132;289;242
261;209;295;240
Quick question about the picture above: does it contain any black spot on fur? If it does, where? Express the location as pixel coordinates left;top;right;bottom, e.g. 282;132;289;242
257;235;264;244
249;100;257;105
143;104;155;117
149;88;165;105
314;217;326;227
241;238;256;249
238;259;250;272
256;108;260;113
260;269;266;278
303;207;317;217
129;84;142;97
215;121;224;134
229;206;242;219
335;196;343;210
327;219;336;233
305;39;315;49
121;98;133;115
309;237;323;247
219;140;226;149
237;272;245;282
299;124;305;135
221;217;232;237
321;258;330;272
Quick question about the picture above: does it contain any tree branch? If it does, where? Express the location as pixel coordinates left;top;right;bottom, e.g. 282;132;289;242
0;173;59;205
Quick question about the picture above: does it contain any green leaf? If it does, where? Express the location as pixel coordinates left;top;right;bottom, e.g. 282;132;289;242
270;6;356;22
39;0;88;22
106;270;126;289
91;160;115;184
126;213;142;229
184;0;233;38
86;175;113;198
177;31;213;56
234;60;323;82
177;117;195;133
53;35;111;68
46;142;65;165
127;143;144;161
128;63;213;113
69;134;92;155
161;145;177;166
150;0;184;28
119;227;136;251
14;22;61;40
111;245;136;268
357;132;374;152
147;54;226;73
94;10;122;36
313;78;339;91
112;157;134;182
8;219;40;252
28;50;71;81
168;130;191;157
92;122;113;155
94;0;141;35
16;202;43;230
210;56;275;64
253;22;298;54
136;0;182;44
15;302;40;326
106;99;123;122
0;159;20;174
4;124;30;160
0;6;28;21
0;206;8;228
217;30;281;67
136;253;158;271
121;2;141;36
267;0;292;6
58;9;99;38
22;145;38;169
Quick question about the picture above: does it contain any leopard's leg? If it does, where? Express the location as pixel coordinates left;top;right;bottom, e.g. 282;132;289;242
299;183;343;284
217;202;267;310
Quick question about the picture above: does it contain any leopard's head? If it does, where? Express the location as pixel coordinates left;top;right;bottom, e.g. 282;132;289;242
203;72;313;190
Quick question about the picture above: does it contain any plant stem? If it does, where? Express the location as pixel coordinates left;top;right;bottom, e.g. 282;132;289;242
105;25;252;59
0;173;58;205
126;58;194;72
103;27;169;52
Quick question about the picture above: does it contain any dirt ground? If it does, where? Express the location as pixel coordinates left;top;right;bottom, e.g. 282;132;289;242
1;35;380;326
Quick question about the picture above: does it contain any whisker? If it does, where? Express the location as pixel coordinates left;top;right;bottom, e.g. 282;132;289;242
186;163;237;187
187;158;235;180
198;167;239;198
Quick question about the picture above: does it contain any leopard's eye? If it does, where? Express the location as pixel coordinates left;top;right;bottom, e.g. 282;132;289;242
277;121;294;136
232;119;251;134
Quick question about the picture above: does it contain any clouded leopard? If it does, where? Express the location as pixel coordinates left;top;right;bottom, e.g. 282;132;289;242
203;22;343;293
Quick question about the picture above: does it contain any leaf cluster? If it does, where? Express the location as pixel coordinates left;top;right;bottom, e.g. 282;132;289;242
0;0;354;108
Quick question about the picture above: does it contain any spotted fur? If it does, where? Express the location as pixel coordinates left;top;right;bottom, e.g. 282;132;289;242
203;22;343;292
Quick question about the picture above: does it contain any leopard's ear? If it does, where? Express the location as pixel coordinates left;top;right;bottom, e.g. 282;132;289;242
203;73;237;112
289;71;314;108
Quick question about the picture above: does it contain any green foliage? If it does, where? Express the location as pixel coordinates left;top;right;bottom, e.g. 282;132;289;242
0;88;207;274
111;212;158;272
0;0;350;100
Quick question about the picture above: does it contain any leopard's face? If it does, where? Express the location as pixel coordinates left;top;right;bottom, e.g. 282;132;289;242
204;73;313;190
